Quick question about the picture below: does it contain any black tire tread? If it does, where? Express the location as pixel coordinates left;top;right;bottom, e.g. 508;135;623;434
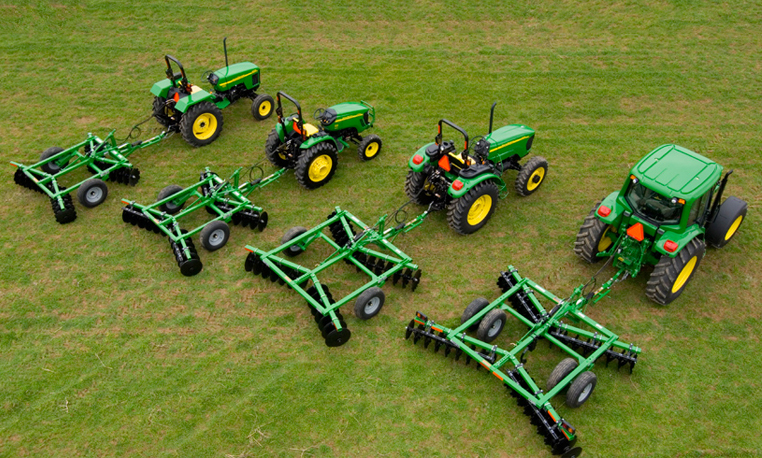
645;237;705;305
295;141;339;190
514;155;548;196
574;201;607;263
447;181;500;235
265;129;290;168
180;102;223;147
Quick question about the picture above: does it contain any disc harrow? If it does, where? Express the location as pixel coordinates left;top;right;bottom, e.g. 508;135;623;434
244;204;430;347
10;130;165;224
405;265;641;457
123;166;285;276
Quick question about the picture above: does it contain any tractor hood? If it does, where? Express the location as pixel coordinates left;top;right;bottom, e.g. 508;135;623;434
321;102;371;132
632;144;722;202
483;124;535;161
212;62;260;91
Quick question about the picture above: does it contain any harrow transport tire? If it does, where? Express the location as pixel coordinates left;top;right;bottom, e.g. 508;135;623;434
152;96;174;127
251;93;275;121
646;238;705;305
265;129;290;168
515;156;548;196
566;371;597;408
706;196;747;248
180;102;223;147
357;134;382;161
476;309;506;343
404;171;434;205
447;181;499;235
461;297;490;330
200;220;230;251
282;226;308;257
40;147;66;174
547;358;579;392
295;141;338;190
77;178;108;208
354;287;385;320
574;200;616;263
157;185;185;214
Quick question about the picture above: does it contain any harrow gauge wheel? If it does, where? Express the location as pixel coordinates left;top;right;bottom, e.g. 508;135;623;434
251;93;275;121
157;185;185;214
180;101;223;147
295;142;338;190
461;297;490;330
566;371;597;408
476;309;506;343
354;287;385;320
281;226;308;257
77;178;108;207
515;156;548;196
357;134;382;161
200;220;230;251
547;358;579;392
40;146;66;174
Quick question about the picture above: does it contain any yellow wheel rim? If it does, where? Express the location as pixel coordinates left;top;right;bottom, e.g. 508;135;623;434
526;167;546;191
364;141;380;158
193;113;217;140
467;195;493;226
725;215;743;241
258;100;272;117
308;154;333;182
671;256;697;293
598;226;613;252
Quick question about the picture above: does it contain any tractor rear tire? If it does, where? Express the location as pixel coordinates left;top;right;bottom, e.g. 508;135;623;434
180;102;223;147
295;141;339;190
40;147;66;174
357;134;383;161
157;184;185;214
447;181;500;235
566;371;597;408
476;309;507;343
646;238;705;305
574;201;616;263
515;156;548;196
354;287;385;320
152;96;173;127
461;297;490;330
706;196;747;248
265;129;290;168
282;226;308;257
547;358;578;392
251;93;275;121
200;220;230;251
404;171;434;205
77;179;108;208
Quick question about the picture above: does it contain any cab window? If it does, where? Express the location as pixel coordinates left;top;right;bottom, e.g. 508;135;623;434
688;190;711;226
625;182;683;225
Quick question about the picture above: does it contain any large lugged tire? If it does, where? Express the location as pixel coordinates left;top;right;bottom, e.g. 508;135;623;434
515;156;548;196
357;134;382;161
251;93;275;121
645;238;705;305
447;181;500;235
706;196;747;248
180;102;223;147
574;201;616;263
40;147;66;174
265;129;290;168
152;96;173;127
404;170;434;205
157;184;186;214
295;141;339;190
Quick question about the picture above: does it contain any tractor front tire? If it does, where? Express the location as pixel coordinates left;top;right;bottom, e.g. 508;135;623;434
574;201;616;263
357;134;383;161
281;226;308;257
180;102;223;147
77;178;108;208
251;93;275;121
706;196;747;248
265;129;290;168
200;220;230;251
295;142;339;190
157;184;186;215
646;238;705;305
461;297;490;330
40;147;66;174
447;181;500;235
404;171;435;205
515;156;548;196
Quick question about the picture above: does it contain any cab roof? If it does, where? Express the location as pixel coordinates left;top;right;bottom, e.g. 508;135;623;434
632;144;722;201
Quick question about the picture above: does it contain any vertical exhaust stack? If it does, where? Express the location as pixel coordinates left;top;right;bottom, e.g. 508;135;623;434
488;101;497;134
223;36;229;68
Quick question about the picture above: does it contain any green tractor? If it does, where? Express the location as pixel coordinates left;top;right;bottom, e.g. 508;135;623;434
264;91;382;189
575;144;748;305
150;38;274;147
405;103;548;234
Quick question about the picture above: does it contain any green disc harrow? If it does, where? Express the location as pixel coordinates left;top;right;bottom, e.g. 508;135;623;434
122;165;285;276
405;265;641;457
244;204;430;347
11;130;166;224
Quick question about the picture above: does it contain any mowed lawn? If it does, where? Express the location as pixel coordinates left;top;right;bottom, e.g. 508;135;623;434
1;1;761;457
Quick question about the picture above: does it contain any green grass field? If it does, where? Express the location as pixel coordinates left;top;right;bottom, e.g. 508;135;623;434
1;1;761;457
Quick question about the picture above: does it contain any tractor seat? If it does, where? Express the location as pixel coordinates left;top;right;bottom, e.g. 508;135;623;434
460;163;492;179
448;151;474;172
292;119;321;137
190;85;203;94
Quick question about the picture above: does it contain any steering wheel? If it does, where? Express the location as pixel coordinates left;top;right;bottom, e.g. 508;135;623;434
313;108;326;121
201;70;214;81
469;135;488;162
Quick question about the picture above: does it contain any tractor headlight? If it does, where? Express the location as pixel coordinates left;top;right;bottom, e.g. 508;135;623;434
208;73;220;85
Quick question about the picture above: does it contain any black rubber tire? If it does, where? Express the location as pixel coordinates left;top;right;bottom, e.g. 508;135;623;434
404;170;435;205
281;226;308;257
251;93;275;121
265;129;290;168
357;134;383;161
157;184;185;214
447;181;500;235
706;196;747;248
476;309;507;343
295;141;339;190
547;358;579;392
199;220;230;251
645;238;705;305
152;96;173;127
574;200;615;263
180;101;223;147
40;147;66;174
76;178;108;208
566;371;597;408
354;287;385;320
515;156;548;196
461;297;490;330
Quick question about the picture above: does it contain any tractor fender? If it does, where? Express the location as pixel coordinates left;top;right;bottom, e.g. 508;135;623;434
275;122;286;143
653;225;704;258
174;89;214;113
150;79;173;98
408;144;434;173
595;192;623;225
448;173;504;199
301;134;338;151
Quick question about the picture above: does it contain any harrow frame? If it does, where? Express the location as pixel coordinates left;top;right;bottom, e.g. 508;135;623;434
244;205;429;347
122;166;285;276
11;130;166;224
405;265;641;457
